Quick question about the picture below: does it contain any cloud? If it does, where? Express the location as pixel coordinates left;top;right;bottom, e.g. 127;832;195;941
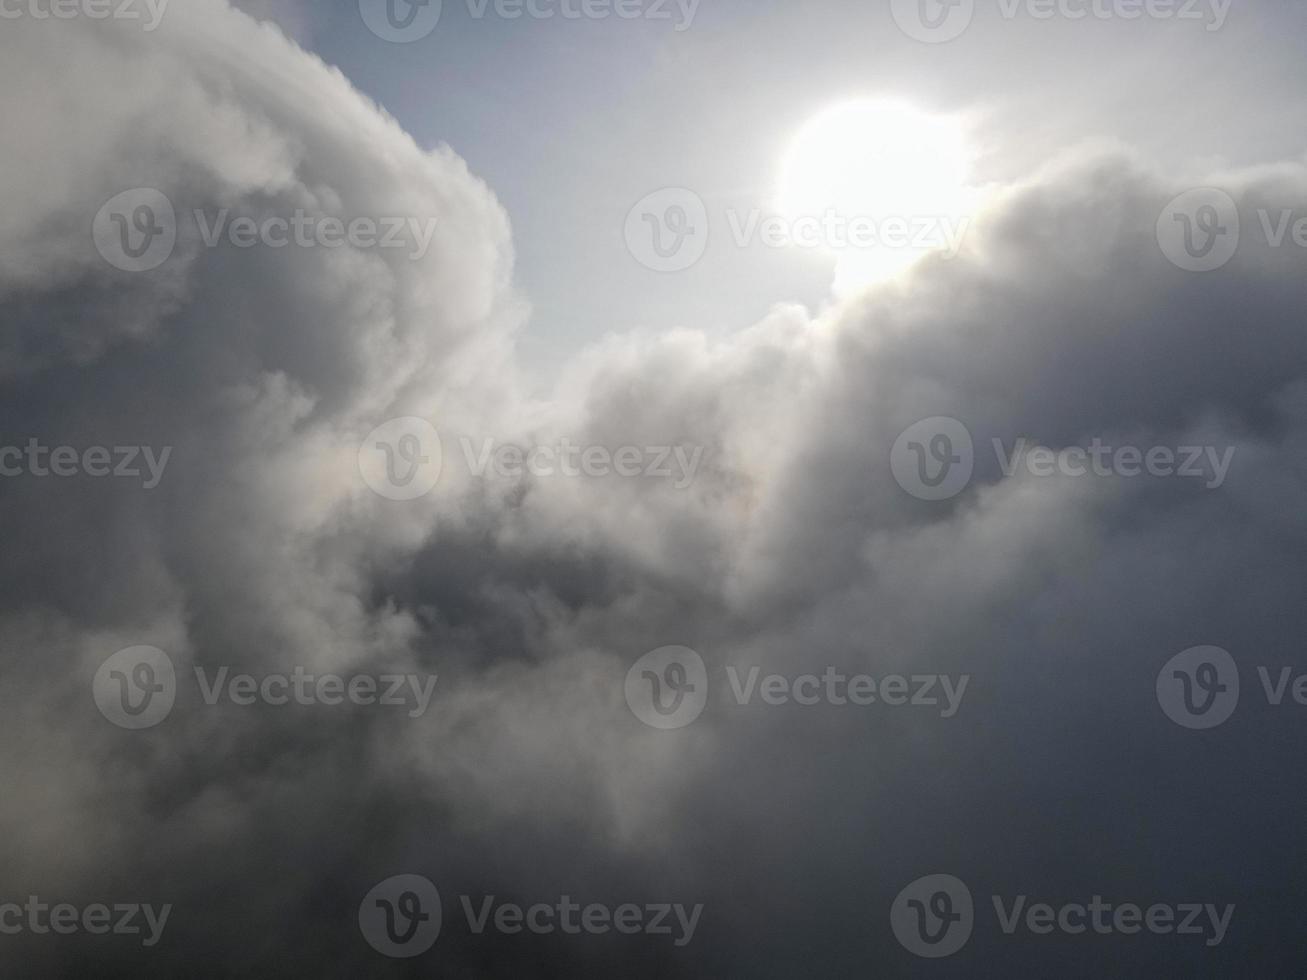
1;2;1305;975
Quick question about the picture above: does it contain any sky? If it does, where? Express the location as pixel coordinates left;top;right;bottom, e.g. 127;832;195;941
240;0;1307;374
2;0;1307;976
299;0;1306;374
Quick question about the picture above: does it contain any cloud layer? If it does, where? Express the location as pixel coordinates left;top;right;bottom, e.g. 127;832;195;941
1;2;1305;975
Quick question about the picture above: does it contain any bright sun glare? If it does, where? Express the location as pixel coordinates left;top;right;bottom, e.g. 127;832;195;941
776;100;976;293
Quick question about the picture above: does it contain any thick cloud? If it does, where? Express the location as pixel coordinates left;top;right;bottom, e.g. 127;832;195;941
1;2;1305;976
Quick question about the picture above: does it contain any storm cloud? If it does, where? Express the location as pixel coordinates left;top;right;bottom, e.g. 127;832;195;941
1;1;1305;976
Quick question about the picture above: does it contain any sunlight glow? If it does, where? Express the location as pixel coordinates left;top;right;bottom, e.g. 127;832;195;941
776;100;977;293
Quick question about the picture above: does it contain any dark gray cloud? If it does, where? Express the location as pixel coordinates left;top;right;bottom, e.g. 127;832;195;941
1;2;1305;976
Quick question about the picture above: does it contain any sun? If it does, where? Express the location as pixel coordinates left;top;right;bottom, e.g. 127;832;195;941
776;99;977;293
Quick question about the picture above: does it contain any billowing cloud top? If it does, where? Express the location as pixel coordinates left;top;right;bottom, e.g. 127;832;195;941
0;1;1304;976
